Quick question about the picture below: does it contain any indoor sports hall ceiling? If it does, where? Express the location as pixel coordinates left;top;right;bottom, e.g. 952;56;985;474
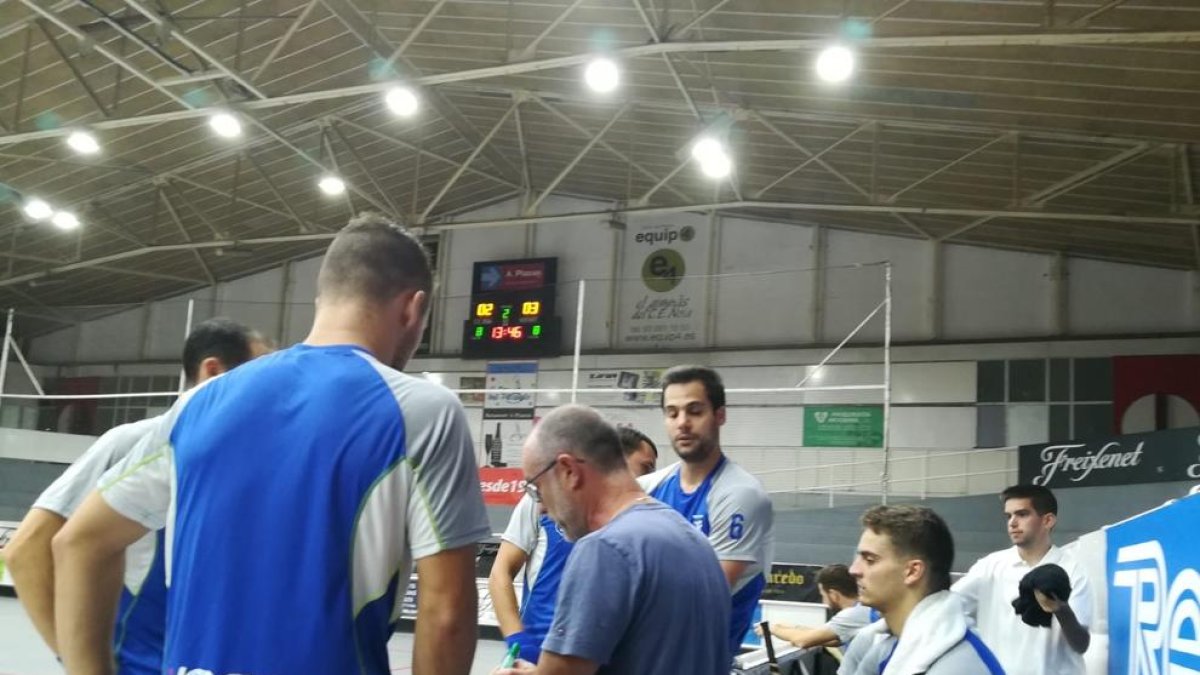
0;0;1198;333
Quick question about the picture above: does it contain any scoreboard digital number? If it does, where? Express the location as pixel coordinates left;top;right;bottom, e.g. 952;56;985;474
462;258;561;358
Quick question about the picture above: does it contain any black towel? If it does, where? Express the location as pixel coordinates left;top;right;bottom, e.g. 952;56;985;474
1011;563;1072;627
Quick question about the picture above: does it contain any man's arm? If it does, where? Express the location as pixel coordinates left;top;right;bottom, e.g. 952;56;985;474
719;560;751;590
3;508;67;653
488;541;531;637
766;623;840;649
1034;590;1091;654
54;492;149;675
493;651;599;675
413;546;479;675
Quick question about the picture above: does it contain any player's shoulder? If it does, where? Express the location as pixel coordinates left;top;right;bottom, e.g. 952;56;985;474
638;461;680;492
712;457;768;498
353;353;462;410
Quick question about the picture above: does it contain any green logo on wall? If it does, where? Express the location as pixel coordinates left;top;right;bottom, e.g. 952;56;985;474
803;406;884;447
642;249;686;292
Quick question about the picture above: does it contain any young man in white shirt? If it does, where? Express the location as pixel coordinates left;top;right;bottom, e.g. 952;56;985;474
953;484;1092;675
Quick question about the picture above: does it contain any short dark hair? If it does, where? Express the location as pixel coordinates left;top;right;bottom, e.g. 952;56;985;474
661;365;726;410
534;405;625;473
861;505;954;593
181;318;258;384
617;426;657;458
1001;484;1058;516
317;212;433;303
816;564;858;598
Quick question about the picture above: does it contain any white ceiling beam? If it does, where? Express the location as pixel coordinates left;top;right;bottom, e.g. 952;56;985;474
754;121;873;199
420;99;519;223
527;102;634;215
3;198;1194;290
16;0;193;109
534;96;693;203
120;0;268;100
4;29;1200;146
884;133;1013;203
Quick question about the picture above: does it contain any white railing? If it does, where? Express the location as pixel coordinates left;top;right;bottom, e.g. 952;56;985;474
750;446;1019;508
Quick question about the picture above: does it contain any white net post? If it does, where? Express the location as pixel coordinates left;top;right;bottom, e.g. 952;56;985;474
881;262;893;505
177;298;195;393
0;308;12;418
570;279;586;404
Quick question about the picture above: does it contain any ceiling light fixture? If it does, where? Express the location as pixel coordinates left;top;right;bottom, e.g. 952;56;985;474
584;57;620;93
22;198;53;221
384;86;419;117
815;45;855;83
208;112;243;139
66;130;101;155
318;175;346;196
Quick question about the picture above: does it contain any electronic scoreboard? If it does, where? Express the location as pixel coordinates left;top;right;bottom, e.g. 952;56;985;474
462;257;561;358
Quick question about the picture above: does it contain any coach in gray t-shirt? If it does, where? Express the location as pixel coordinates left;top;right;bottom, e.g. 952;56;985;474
495;405;730;675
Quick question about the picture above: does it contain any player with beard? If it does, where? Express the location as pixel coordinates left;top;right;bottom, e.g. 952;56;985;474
639;365;775;656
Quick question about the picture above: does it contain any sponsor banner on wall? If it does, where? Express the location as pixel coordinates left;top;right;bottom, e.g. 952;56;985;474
617;219;711;349
479;467;525;506
482;362;538;467
585;369;666;404
1106;492;1200;675
803;406;884;448
1018;426;1200;489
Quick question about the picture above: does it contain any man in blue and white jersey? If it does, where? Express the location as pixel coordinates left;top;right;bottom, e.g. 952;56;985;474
52;213;491;675
639;365;775;656
489;427;659;663
2;318;267;674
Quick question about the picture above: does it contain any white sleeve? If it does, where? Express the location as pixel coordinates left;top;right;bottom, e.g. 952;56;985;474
98;418;174;531
951;557;988;619
33;421;151;518
708;483;772;562
401;386;491;560
825;605;872;645
501;495;539;554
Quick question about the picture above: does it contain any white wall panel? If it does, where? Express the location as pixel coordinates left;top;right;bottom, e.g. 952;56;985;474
943;245;1052;339
888;407;975;448
1069;259;1191;334
824;230;927;343
534;197;616;351
714;217;816;347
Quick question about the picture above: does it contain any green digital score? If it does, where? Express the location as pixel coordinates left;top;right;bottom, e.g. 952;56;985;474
532;325;542;336
474;326;484;338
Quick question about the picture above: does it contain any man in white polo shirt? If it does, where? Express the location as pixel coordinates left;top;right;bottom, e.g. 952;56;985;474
953;484;1092;675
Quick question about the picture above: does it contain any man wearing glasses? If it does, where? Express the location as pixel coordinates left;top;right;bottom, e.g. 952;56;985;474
493;405;729;675
488;427;661;664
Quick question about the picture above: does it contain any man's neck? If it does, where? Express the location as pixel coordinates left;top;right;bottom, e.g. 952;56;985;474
882;590;923;637
1016;538;1053;565
305;304;393;363
679;448;723;490
586;475;649;533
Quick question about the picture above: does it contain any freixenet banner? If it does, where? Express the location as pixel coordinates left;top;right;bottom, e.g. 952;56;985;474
1018;426;1200;489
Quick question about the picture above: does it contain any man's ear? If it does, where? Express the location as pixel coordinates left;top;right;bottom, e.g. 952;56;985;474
402;289;428;329
198;356;225;381
903;558;927;589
